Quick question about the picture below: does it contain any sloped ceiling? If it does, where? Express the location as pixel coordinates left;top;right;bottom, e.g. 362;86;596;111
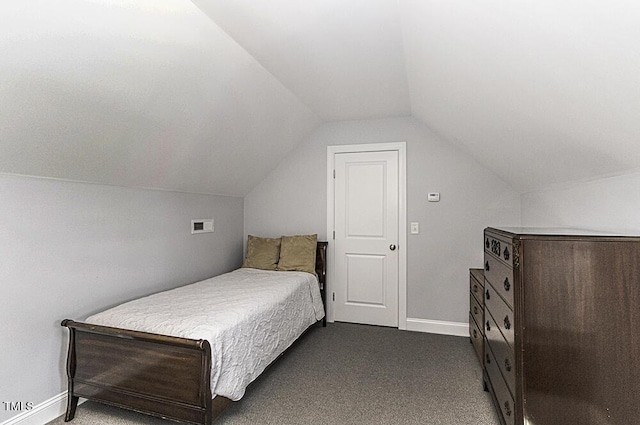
192;0;411;121
2;0;640;195
399;0;640;192
0;0;320;196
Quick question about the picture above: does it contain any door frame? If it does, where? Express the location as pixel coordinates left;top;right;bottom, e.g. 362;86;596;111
326;142;407;329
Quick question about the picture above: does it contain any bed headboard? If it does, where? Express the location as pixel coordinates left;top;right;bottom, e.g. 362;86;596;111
315;241;328;286
315;241;328;326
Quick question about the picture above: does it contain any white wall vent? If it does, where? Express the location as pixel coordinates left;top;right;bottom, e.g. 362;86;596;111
191;219;214;234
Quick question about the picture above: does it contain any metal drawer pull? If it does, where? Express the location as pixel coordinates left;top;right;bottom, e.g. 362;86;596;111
486;321;491;331
504;316;511;330
503;247;510;261
505;358;512;372
503;277;511;291
486;289;490;300
473;329;477;338
473;306;478;314
486;238;490;249
486;353;491;364
491;240;501;255
504;401;512;416
485;261;490;271
473;284;478;293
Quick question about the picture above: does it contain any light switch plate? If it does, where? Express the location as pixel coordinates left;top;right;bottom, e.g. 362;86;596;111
410;222;420;234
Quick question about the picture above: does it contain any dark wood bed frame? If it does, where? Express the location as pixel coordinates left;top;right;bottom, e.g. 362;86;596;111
61;241;327;424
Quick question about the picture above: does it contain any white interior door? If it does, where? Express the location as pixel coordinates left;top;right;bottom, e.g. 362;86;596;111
333;150;399;327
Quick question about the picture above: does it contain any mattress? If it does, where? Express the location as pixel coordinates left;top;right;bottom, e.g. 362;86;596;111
85;268;325;401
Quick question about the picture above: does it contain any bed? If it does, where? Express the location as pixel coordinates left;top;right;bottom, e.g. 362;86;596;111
61;241;327;424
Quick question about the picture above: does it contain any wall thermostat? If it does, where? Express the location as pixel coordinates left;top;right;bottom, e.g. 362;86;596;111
428;193;440;202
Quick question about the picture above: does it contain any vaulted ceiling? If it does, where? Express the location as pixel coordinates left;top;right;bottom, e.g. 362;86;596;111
193;0;411;121
2;0;640;195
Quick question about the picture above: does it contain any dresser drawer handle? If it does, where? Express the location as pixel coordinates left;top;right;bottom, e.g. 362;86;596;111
473;283;479;293
486;321;491;332
473;329;478;338
504;316;511;330
491;240;501;256
473;306;478;315
485;261;490;272
503;246;510;261
486;353;491;364
505;358;512;372
504;400;512;416
485;289;490;300
503;278;511;292
485;238;490;249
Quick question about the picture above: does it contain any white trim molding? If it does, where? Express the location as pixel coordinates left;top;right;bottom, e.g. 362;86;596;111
1;392;84;425
405;318;470;337
326;142;407;329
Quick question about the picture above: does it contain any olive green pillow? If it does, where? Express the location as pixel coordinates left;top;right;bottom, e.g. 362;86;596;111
277;234;317;275
242;235;281;271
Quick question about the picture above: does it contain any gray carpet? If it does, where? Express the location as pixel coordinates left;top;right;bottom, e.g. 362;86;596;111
48;322;500;425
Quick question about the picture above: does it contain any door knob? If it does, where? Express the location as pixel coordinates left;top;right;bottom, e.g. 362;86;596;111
389;244;396;251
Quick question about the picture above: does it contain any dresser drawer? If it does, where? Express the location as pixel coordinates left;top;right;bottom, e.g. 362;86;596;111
470;293;483;328
485;340;515;425
469;314;483;364
486;330;515;396
484;233;513;266
484;254;514;309
470;270;484;304
485;282;514;348
483;307;502;353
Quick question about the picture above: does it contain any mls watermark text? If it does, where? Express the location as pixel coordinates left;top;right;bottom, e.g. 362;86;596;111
3;401;34;411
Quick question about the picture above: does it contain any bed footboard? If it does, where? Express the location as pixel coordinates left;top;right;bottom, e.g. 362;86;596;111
61;320;223;425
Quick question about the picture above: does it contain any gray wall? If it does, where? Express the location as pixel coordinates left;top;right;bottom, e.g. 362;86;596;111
244;116;521;323
0;174;243;422
521;171;640;234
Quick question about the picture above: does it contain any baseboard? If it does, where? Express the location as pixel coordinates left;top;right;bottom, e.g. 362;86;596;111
405;317;469;337
1;392;84;425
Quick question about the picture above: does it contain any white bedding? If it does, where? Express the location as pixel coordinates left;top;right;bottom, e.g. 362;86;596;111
85;268;325;401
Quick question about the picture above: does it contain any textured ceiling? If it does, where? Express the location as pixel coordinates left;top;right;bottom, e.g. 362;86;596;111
2;0;640;195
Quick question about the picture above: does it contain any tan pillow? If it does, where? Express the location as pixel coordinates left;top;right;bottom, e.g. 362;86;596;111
277;234;317;275
242;235;281;271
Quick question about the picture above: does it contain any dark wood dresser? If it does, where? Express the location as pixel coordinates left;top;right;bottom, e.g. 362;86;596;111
469;268;485;365
482;227;640;425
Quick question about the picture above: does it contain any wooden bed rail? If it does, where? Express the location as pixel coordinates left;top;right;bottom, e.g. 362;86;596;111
61;319;217;424
61;320;209;348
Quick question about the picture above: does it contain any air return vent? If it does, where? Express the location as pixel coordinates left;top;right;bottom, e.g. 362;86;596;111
191;219;214;234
